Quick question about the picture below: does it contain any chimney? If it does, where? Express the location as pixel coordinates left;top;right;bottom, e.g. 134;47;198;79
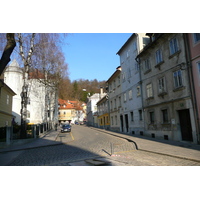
100;87;103;98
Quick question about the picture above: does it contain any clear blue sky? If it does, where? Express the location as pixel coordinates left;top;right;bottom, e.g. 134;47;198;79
62;33;132;82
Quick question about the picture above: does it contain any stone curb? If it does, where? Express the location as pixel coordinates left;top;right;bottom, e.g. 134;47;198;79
89;127;200;163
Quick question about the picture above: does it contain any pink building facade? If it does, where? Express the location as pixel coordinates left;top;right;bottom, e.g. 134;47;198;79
187;33;200;143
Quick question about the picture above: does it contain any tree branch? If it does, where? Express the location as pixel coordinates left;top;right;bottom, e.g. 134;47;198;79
0;33;16;75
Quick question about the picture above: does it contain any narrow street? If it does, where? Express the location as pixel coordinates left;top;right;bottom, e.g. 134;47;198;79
2;125;199;166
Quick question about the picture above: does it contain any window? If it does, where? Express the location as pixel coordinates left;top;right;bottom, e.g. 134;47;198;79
126;49;130;58
114;80;116;88
6;95;9;105
133;41;137;51
27;110;30;118
115;115;117;125
135;62;139;72
158;77;166;93
129;89;132;100
144;58;151;71
169;37;179;55
130;111;134;121
114;99;117;109
124;93;127;102
155;49;163;64
118;96;121;107
146;83;153;98
139;110;143;121
137;86;141;96
122;72;126;82
173;70;183;88
193;33;200;43
198;62;200;79
162;109;169;123
118;75;120;85
149;111;155;124
127;68;131;79
27;97;31;105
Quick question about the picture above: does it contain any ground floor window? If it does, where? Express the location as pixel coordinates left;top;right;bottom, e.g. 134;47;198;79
149;111;155;124
162;109;169;123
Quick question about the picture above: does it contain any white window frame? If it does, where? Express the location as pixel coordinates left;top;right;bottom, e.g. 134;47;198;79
124;92;127;102
6;95;9;105
129;89;132;100
146;83;153;98
169;37;179;55
173;70;183;88
158;77;166;93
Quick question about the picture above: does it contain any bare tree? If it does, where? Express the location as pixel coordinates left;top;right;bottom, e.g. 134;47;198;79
0;33;16;75
17;33;36;138
31;33;68;127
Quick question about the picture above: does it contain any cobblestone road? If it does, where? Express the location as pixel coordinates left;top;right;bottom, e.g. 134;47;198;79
6;125;200;166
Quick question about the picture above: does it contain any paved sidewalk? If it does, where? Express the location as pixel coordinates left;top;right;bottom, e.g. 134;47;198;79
89;127;200;162
0;129;61;153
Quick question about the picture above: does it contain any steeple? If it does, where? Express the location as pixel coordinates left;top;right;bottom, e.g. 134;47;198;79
9;59;20;68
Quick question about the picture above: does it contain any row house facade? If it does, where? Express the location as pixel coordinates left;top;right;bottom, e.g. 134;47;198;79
58;99;86;124
0;79;16;127
185;33;200;143
106;66;122;132
137;33;198;143
115;33;148;134
96;33;200;144
96;94;110;129
87;90;106;127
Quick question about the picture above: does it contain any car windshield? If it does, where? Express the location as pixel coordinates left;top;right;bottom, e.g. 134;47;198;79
62;125;70;128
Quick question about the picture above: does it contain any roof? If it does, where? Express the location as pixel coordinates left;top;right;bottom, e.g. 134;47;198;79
106;66;121;83
136;33;164;58
29;69;45;79
0;79;16;96
58;99;84;110
116;33;136;55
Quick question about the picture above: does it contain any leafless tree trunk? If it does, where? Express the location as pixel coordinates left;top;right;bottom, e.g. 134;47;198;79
18;33;36;138
0;33;16;75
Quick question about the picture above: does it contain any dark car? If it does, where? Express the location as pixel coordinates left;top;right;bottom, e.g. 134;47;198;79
61;124;71;133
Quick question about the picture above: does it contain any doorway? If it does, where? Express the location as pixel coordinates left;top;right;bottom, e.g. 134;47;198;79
120;115;124;132
125;114;129;133
178;109;193;141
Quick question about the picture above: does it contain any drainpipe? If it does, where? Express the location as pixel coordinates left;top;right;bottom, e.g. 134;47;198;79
183;33;200;144
135;34;146;135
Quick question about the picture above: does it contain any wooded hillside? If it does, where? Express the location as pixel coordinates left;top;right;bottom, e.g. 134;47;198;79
58;78;106;103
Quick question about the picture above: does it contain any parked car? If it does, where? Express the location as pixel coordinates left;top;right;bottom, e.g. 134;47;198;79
61;124;71;133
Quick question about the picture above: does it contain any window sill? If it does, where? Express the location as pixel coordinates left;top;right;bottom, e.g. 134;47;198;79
146;96;154;100
158;91;167;98
173;86;185;92
169;50;181;59
155;61;164;70
144;69;151;75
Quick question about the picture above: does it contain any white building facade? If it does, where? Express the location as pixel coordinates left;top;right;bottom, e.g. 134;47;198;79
87;91;106;127
116;33;149;134
4;60;57;125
